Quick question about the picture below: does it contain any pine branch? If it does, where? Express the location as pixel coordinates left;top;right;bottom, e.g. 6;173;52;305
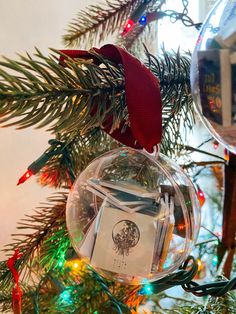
62;0;158;48
44;270;137;314
0;289;12;313
0;190;143;313
182;160;225;169
63;0;141;48
117;24;146;53
1;255;142;313
0;275;59;314
145;48;195;156
0;49;125;136
183;145;225;161
159;292;236;314
38;129;120;188
206;292;236;314
0;47;197;160
116;22;157;57
0;193;68;287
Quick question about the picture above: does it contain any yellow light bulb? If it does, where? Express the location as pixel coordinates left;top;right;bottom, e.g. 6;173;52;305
197;259;202;271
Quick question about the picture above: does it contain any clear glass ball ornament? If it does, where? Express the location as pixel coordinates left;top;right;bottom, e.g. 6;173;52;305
66;147;200;284
191;0;236;153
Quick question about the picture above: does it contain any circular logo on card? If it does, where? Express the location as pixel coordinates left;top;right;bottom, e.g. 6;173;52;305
112;220;140;256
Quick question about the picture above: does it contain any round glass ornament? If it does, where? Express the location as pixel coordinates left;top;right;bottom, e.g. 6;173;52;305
191;0;236;154
66;147;200;284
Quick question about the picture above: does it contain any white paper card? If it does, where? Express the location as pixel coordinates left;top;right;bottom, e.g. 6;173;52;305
79;208;103;258
79;218;96;258
91;207;156;277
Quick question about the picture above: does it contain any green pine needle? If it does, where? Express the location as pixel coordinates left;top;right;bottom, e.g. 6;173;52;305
145;48;194;157
63;0;146;48
0;193;68;287
0;48;126;136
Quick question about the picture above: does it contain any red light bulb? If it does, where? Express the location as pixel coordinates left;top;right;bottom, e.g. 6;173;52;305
122;19;135;35
17;169;33;185
197;187;205;207
213;140;219;149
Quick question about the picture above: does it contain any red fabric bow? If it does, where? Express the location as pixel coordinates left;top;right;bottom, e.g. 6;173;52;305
60;44;162;152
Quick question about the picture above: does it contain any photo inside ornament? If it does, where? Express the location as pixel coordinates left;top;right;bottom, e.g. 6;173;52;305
191;0;236;154
66;147;200;284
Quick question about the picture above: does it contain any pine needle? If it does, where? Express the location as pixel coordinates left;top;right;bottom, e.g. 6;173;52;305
63;0;146;48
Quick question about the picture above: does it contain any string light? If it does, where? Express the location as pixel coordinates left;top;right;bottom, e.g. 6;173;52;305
57;253;66;269
17;152;52;185
17;139;66;185
212;256;218;267
145;284;152;295
59;290;72;304
216;231;222;237
139;15;147;25
17;169;33;185
139;284;153;295
197;259;202;271
73;262;79;269
63;259;88;280
122;0;149;35
177;224;185;231
122;19;135;35
213;140;219;149
224;148;230;162
197;186;205;207
58;260;65;268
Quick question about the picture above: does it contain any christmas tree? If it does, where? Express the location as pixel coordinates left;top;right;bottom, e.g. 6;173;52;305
1;0;236;313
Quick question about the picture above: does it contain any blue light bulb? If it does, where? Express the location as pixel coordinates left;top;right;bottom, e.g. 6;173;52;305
139;15;147;25
212;256;218;267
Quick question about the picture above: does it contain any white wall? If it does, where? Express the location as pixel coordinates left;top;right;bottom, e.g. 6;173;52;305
0;0;95;259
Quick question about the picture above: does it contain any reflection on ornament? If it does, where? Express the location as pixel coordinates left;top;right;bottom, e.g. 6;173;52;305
66;147;200;284
212;255;218;267
191;0;236;154
216;231;222;237
194;259;206;280
213;140;219;149
177;224;185;231
197;258;202;271
211;165;223;190
197;187;205;207
224;148;230;162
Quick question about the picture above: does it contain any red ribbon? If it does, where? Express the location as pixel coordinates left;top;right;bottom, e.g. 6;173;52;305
7;249;23;314
60;44;162;153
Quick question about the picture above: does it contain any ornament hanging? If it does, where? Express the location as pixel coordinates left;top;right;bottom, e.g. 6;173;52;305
191;0;236;154
60;44;162;153
63;44;200;284
66;147;200;284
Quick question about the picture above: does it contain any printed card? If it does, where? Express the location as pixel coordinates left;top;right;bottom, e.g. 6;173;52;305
90;206;156;277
